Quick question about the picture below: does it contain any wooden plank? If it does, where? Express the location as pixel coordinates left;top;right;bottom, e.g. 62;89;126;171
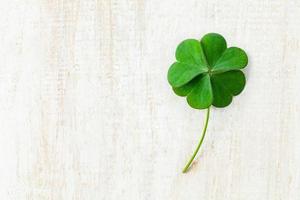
0;0;300;199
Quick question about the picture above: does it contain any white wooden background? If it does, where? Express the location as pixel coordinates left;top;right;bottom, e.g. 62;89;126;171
1;0;300;199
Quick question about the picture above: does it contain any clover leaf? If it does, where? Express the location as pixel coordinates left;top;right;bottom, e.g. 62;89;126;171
167;33;248;173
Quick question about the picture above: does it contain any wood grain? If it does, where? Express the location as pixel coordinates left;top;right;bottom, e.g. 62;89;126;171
1;0;300;199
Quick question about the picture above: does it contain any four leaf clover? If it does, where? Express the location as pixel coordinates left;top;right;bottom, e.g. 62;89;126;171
167;33;248;173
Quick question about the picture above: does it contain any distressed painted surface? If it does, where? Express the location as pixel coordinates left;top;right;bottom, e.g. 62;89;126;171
0;0;300;199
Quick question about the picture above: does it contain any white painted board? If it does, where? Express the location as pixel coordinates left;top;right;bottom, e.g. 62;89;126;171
0;0;300;199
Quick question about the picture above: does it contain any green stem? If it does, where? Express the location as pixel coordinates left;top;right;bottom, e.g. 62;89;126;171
182;107;210;173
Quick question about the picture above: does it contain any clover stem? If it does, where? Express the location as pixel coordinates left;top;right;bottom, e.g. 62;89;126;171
182;107;210;173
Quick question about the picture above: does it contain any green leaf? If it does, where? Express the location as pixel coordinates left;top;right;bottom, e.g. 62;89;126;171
213;70;246;95
172;75;203;97
176;39;208;67
213;47;248;72
211;79;232;107
187;75;213;109
211;70;246;107
200;33;227;67
168;39;209;88
168;62;206;88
